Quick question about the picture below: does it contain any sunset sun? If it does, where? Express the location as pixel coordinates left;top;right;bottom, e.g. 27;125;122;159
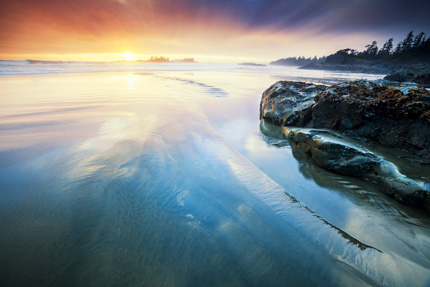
122;52;135;61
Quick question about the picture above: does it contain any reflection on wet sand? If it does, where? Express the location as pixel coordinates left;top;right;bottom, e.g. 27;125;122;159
258;123;430;286
1;69;429;286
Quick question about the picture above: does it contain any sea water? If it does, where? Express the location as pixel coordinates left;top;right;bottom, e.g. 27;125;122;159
0;62;429;286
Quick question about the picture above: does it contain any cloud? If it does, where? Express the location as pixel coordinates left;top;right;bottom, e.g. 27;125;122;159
1;0;429;58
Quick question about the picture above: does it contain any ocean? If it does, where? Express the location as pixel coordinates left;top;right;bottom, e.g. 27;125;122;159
1;61;429;286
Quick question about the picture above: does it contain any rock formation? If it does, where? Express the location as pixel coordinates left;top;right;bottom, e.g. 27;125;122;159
384;71;430;86
260;80;430;158
285;128;427;208
260;80;430;211
383;71;416;82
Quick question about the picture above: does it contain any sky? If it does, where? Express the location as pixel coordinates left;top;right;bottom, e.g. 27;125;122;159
1;0;430;63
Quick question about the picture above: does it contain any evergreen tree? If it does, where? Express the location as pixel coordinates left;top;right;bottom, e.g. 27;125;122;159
394;41;403;54
271;30;430;66
379;38;393;57
364;41;378;59
413;32;425;47
401;31;414;51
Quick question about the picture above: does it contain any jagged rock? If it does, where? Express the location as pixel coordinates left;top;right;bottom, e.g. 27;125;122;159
260;80;430;211
260;81;326;126
312;81;430;157
260;80;430;158
283;127;428;209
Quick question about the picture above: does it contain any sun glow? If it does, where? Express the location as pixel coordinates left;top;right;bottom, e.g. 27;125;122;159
122;52;135;61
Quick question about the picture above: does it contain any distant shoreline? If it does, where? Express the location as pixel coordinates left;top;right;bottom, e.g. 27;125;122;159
24;58;197;64
238;62;266;67
298;63;389;75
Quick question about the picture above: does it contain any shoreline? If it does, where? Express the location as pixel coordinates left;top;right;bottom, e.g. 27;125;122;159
298;63;389;75
298;61;430;76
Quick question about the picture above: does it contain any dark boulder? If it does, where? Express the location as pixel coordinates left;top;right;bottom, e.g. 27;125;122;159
283;127;428;208
311;81;430;157
383;71;415;82
260;80;430;211
260;80;430;158
260;81;326;127
286;128;380;176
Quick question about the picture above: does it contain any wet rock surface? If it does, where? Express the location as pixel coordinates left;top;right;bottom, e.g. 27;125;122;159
260;80;430;158
260;80;430;211
283;127;428;209
285;128;380;176
259;81;326;127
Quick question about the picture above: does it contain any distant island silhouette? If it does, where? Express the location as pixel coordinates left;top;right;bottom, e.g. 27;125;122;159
115;56;196;63
25;57;196;64
238;62;266;66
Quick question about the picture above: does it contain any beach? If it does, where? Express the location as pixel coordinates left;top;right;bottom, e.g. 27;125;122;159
1;63;429;286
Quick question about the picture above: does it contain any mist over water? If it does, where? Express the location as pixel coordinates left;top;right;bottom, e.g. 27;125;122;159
0;64;429;286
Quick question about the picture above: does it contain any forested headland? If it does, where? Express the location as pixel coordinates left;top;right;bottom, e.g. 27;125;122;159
271;31;430;75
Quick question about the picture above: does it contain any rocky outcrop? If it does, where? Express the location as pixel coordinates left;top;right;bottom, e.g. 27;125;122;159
383;71;415;82
260;80;430;158
299;63;388;74
285;128;380;176
259;81;326;127
298;52;430;76
260;80;430;211
384;71;430;86
284;128;428;208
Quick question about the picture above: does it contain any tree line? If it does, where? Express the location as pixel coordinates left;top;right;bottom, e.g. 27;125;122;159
270;56;326;66
270;31;430;66
332;31;430;61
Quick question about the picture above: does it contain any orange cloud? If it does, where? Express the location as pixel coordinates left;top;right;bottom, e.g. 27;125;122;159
2;0;424;62
1;1;237;56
